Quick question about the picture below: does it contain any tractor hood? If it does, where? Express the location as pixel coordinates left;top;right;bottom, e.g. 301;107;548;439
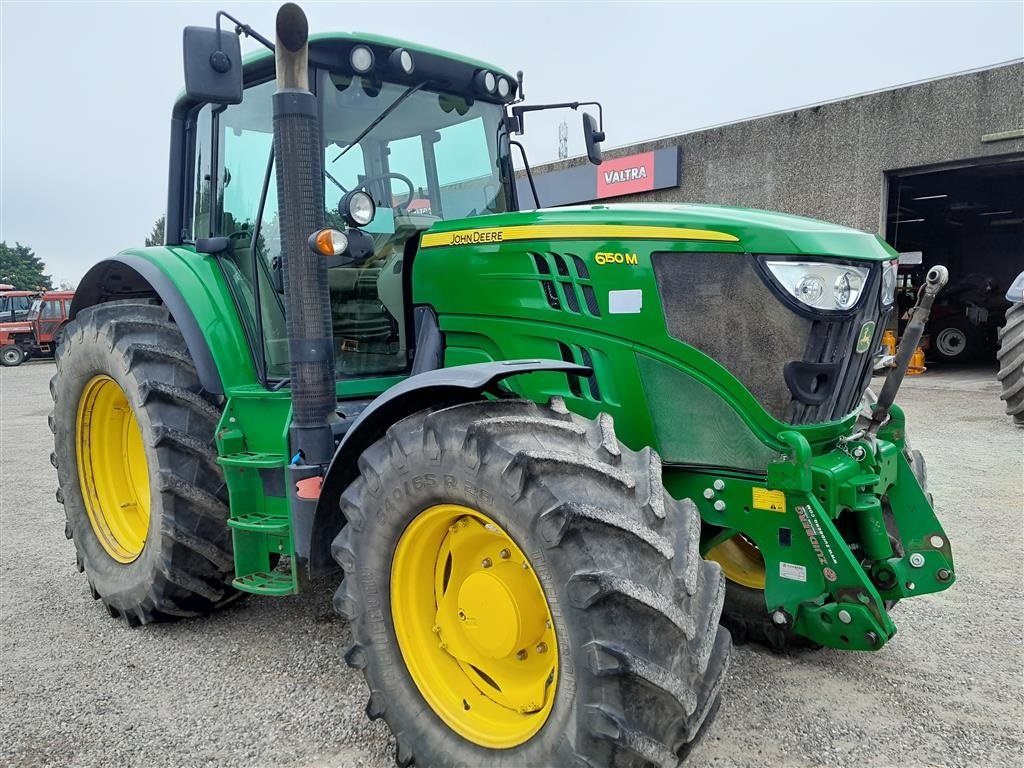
421;203;897;262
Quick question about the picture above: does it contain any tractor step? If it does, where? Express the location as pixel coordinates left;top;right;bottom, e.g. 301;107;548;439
218;451;287;469
228;510;298;596
232;570;295;596
227;510;289;534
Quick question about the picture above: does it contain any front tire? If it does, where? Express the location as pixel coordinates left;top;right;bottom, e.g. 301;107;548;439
332;398;730;767
51;300;238;624
1;343;25;366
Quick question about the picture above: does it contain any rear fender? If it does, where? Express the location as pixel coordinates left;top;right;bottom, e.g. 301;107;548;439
304;360;589;577
70;248;257;394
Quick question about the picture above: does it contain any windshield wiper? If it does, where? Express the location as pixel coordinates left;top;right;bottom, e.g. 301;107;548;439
332;81;428;163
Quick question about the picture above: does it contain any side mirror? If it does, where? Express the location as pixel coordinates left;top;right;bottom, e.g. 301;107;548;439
183;26;243;104
582;112;605;166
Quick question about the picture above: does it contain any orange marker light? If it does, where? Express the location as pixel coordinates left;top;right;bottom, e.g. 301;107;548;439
308;228;349;256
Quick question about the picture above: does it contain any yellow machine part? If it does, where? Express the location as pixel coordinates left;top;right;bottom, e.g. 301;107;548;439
75;375;151;562
707;535;766;590
391;504;558;749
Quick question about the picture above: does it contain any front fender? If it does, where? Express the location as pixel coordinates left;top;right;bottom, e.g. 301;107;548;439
303;359;589;576
70;248;257;394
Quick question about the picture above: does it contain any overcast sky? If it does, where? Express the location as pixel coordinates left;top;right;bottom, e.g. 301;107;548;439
2;0;1022;284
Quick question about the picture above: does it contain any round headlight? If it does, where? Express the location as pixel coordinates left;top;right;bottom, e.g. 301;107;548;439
497;76;511;98
342;190;376;228
834;271;863;309
389;48;414;75
350;45;374;73
796;275;825;305
473;70;497;94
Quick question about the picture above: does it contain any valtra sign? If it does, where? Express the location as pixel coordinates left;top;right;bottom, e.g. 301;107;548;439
516;146;681;208
596;151;656;197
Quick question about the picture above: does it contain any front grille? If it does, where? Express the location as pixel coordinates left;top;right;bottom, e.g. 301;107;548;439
652;252;882;425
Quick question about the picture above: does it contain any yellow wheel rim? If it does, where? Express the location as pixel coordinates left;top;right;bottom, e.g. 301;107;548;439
391;504;558;749
75;375;151;563
707;535;766;590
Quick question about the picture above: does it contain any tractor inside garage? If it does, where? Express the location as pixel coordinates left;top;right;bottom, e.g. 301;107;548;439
885;156;1024;364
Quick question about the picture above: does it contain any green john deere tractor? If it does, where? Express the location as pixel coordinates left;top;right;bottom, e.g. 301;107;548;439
51;4;956;765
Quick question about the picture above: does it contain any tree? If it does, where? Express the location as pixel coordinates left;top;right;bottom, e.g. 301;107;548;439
0;242;52;290
145;215;165;247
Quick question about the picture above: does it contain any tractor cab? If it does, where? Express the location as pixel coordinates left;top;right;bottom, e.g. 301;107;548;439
177;34;521;383
0;289;38;323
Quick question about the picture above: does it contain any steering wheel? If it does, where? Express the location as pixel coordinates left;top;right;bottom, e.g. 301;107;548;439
350;172;417;213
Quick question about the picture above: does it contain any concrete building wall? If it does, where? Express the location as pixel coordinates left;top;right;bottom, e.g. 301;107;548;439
533;61;1024;234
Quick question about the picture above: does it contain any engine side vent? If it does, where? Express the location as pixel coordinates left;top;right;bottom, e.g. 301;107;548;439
532;252;561;310
531;252;601;318
558;341;602;401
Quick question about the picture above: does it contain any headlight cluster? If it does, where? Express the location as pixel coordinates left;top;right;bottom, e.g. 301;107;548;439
765;261;870;311
350;45;415;76
474;69;514;99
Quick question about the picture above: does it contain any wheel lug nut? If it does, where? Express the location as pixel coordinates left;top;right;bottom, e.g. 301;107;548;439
516;649;528;661
535;642;547;654
481;558;492;569
499;549;510;560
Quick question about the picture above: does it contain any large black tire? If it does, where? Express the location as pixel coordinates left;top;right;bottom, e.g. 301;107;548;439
997;302;1024;426
50;300;238;624
1;343;25;366
332;398;730;767
929;315;981;363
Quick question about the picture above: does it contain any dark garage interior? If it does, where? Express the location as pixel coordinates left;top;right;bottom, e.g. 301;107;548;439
885;155;1024;364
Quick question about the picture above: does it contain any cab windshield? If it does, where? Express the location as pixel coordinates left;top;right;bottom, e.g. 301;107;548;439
320;71;510;223
197;71;512;383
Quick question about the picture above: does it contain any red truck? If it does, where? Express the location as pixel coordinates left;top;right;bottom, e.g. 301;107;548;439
0;289;75;366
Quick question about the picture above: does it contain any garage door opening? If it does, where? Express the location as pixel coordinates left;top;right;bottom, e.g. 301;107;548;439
885;156;1024;364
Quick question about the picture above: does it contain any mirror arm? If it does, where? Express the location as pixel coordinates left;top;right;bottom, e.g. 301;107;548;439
509;140;541;209
509;99;604;135
215;10;275;53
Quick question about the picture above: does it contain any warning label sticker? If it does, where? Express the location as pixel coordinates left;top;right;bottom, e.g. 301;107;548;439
779;562;807;582
753;487;786;513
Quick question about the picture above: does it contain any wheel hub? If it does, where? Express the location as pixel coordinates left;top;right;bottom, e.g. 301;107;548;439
936;327;966;356
75;375;151;563
457;566;539;659
391;505;558;748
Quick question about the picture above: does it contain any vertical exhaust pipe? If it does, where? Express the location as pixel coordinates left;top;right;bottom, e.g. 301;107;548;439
273;3;337;465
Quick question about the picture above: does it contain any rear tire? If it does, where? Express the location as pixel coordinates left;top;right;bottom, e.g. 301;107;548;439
997;302;1024;426
1;343;25;366
332;398;730;767
51;300;238;624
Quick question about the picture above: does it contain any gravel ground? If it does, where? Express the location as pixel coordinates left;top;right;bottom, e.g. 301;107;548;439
2;360;1022;768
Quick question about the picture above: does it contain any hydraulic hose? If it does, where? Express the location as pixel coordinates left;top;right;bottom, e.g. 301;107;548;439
869;265;949;433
